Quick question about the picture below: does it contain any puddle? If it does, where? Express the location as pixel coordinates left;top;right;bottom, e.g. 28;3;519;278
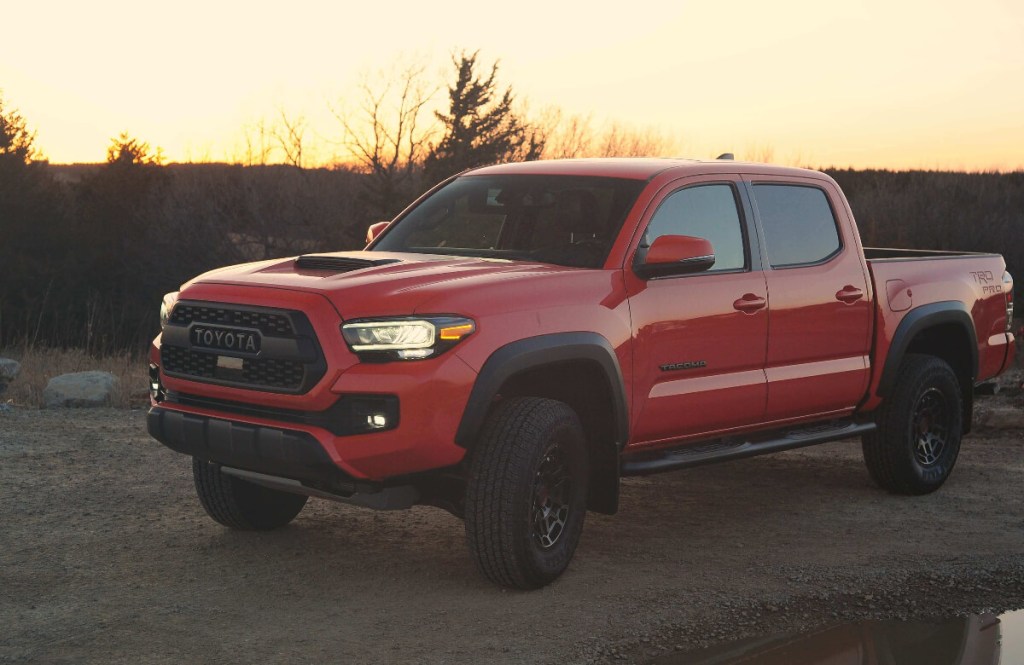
655;609;1023;664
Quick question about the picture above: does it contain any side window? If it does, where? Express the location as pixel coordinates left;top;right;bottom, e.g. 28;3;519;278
641;184;746;272
752;184;841;267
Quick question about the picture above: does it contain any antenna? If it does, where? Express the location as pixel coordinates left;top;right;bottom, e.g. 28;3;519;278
716;152;734;160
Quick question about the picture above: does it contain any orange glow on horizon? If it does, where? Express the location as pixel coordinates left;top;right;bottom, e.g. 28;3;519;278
2;0;1022;171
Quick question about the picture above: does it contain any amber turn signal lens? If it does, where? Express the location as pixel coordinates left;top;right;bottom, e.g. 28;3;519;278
439;322;475;341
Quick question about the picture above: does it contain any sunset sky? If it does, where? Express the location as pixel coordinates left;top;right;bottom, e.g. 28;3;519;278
2;0;1022;170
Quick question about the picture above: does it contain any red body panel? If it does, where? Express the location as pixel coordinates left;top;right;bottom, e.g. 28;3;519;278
861;255;1014;411
751;175;874;421
151;159;1015;481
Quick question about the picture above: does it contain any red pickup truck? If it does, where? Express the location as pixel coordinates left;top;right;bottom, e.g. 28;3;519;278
147;159;1016;589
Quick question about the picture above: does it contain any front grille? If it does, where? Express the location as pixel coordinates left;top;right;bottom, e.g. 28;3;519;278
242;357;305;389
170;304;294;336
160;300;326;394
162;345;216;379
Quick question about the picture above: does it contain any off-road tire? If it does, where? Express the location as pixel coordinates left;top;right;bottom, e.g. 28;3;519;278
862;354;963;495
192;458;308;530
465;397;589;589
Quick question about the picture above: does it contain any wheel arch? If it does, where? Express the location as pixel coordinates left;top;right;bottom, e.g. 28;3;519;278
877;301;978;431
455;332;628;514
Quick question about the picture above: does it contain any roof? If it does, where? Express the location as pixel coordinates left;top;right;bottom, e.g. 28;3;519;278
466;157;825;181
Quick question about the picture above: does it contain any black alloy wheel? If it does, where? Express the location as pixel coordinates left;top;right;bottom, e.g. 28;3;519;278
911;387;951;467
532;442;572;550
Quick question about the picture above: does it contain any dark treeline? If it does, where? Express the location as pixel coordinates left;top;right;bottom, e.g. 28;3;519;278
1;54;1021;353
3;159;1018;353
827;168;1021;265
0;156;368;351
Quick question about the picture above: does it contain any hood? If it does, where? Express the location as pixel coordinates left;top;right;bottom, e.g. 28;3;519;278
183;251;596;319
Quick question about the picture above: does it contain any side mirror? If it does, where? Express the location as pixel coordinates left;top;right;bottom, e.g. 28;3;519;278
365;221;390;245
634;235;716;279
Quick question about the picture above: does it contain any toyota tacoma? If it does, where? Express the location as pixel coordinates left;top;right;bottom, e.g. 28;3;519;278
148;159;1016;589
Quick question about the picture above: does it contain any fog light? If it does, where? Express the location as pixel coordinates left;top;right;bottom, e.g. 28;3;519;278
367;414;388;429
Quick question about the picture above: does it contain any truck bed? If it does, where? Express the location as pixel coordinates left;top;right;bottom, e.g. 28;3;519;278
862;248;1013;410
864;247;1003;261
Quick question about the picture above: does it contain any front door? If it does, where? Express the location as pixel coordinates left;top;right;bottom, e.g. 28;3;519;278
625;176;769;446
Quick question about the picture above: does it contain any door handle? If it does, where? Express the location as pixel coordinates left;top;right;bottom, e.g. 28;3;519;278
835;285;864;304
733;293;767;313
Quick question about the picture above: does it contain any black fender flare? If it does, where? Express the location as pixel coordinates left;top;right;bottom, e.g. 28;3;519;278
877;300;978;397
454;332;629;449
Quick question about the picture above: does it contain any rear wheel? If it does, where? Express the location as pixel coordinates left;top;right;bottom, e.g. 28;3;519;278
862;354;963;495
465;397;589;589
192;458;308;530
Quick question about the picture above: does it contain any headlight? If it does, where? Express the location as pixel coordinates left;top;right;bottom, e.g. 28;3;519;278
341;317;475;360
159;292;179;329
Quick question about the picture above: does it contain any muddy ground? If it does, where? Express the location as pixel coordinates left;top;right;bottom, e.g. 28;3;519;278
2;391;1022;664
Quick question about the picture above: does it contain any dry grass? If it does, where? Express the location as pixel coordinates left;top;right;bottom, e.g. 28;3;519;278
0;346;149;409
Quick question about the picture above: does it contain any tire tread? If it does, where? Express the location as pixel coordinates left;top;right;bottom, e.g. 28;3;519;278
862;353;962;495
192;458;307;530
465;397;586;589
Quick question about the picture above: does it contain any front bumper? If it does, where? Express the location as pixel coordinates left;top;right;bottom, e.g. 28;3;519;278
148;406;368;492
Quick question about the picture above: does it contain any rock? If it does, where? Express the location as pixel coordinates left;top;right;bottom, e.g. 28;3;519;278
43;371;118;408
0;358;20;395
974;403;1024;430
975;404;1024;430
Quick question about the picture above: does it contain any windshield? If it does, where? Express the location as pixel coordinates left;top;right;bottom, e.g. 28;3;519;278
372;175;646;268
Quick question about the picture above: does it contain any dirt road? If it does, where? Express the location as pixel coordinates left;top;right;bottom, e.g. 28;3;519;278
2;398;1022;664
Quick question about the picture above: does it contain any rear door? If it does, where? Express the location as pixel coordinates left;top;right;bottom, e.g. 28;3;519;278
625;175;769;445
745;176;873;420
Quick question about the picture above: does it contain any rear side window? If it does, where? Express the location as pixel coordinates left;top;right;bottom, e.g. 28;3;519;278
641;184;746;272
753;184;841;267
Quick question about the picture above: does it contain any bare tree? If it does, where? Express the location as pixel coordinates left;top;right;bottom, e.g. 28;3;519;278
742;143;776;163
235;118;274;166
273;109;308;168
334;61;438;218
536;109;595;159
597;122;676;157
530;110;676;160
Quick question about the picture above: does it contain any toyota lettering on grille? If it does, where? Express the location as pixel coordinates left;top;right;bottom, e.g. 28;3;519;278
190;325;261;354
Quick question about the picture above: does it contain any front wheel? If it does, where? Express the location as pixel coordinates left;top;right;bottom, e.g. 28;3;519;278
862;354;963;495
192;458;308;530
465;397;589;589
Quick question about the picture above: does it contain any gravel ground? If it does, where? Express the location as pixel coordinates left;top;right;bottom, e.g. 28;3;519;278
1;393;1022;664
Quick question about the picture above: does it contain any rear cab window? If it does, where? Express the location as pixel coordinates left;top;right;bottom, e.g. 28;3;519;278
751;184;842;268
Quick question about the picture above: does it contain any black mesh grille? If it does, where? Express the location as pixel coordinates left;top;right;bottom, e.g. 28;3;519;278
242;357;305;389
160;300;325;394
170;305;293;336
161;345;216;379
161;347;307;391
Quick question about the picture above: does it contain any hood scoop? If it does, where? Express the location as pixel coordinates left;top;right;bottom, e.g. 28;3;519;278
294;255;401;273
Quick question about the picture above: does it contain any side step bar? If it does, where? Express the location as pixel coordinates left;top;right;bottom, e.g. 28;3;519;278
620;420;876;476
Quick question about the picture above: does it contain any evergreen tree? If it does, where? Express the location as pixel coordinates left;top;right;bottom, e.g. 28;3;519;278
424;52;540;182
